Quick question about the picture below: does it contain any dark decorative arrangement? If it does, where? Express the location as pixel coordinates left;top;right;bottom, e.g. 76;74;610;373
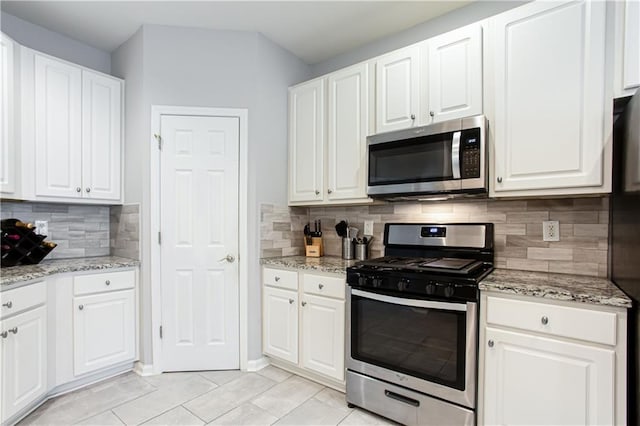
1;218;57;267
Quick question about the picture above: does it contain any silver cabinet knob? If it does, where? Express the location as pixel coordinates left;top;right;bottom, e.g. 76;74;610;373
76;187;82;192
318;284;324;290
0;331;7;338
497;177;503;183
541;316;549;325
85;187;91;193
410;114;416;120
289;298;294;304
218;254;235;263
488;340;494;348
79;305;84;310
301;301;307;307
8;327;17;334
2;301;12;308
315;190;320;195
327;189;332;194
430;111;435;117
275;276;281;282
105;280;111;286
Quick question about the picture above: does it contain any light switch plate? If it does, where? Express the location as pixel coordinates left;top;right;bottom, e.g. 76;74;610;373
543;220;560;242
35;220;48;236
364;220;374;236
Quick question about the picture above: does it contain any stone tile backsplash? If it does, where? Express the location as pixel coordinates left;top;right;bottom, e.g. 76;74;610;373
260;196;610;277
110;204;140;260
1;201;110;259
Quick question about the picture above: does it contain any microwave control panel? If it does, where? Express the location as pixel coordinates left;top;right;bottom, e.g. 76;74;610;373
460;128;481;179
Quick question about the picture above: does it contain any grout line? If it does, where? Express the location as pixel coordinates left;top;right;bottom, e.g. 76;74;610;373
111;409;126;425
180;404;208;424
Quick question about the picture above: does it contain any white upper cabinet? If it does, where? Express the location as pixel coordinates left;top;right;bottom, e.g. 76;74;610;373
20;48;123;204
326;62;369;201
1;33;16;195
375;45;420;133
614;0;640;97
489;0;610;196
82;70;121;201
289;78;324;204
426;23;483;123
34;54;83;199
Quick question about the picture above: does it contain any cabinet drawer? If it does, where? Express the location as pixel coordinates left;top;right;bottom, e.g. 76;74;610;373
302;273;345;300
0;281;46;319
263;267;298;290
74;270;135;296
486;296;617;346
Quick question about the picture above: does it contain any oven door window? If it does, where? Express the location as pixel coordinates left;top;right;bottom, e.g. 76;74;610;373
368;132;454;186
351;293;466;390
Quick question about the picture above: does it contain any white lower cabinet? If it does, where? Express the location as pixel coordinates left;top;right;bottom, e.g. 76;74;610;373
301;293;345;381
262;267;346;386
1;304;47;422
263;285;298;364
480;292;627;425
73;289;135;376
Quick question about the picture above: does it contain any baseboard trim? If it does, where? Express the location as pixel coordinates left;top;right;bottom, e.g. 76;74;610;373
246;356;269;372
133;361;155;376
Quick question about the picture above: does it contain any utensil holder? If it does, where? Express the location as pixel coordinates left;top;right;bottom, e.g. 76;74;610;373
355;243;368;261
342;238;354;260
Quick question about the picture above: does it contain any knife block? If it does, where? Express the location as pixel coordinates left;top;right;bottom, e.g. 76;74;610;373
305;237;324;257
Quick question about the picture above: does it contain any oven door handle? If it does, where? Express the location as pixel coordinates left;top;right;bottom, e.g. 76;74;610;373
351;289;468;312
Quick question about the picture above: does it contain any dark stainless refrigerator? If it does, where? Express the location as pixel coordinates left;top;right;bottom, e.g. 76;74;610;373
610;90;640;426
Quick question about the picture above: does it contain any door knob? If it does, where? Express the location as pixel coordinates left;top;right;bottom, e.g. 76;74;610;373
488;340;494;348
8;327;17;334
219;254;235;263
2;301;12;308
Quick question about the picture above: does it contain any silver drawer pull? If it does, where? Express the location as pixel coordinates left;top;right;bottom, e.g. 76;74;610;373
488;340;494;348
541;316;549;325
79;305;84;311
301;301;307;307
275;276;281;282
289;298;294;304
318;284;324;290
2;301;12;308
105;280;111;286
8;327;17;334
1;331;7;338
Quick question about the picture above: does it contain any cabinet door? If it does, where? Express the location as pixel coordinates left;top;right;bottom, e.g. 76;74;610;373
622;0;640;91
301;294;345;381
327;63;369;201
1;34;15;195
375;45;420;133
73;289;135;376
289;79;324;204
1;306;47;422
82;70;121;201
262;286;298;364
427;24;483;123
483;327;615;426
34;54;82;198
491;1;608;194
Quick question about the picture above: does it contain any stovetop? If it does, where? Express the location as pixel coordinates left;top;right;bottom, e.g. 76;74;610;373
355;256;484;275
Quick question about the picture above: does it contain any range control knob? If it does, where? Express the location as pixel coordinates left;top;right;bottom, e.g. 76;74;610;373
444;285;455;298
372;277;383;288
397;278;410;291
358;275;368;286
425;282;437;295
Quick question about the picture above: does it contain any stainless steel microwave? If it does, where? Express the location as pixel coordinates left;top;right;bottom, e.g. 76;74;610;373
367;115;487;200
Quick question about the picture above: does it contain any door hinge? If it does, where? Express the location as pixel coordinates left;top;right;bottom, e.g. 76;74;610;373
158;231;161;244
154;134;162;150
159;325;163;339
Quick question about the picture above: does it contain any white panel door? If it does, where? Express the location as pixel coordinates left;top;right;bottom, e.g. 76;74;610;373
327;63;369;201
301;294;345;381
491;0;607;193
484;327;615;426
82;70;121;201
289;79;324;203
34;54;82;198
375;45;420;133
73;290;135;376
1;306;47;422
0;34;15;195
262;286;298;364
623;0;640;91
160;115;240;371
428;23;483;123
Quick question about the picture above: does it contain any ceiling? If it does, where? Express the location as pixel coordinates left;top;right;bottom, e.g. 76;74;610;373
0;1;471;64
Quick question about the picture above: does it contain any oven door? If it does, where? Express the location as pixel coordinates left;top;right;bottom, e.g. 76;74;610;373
347;288;477;409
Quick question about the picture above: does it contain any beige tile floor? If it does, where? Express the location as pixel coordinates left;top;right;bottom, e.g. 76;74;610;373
19;366;396;425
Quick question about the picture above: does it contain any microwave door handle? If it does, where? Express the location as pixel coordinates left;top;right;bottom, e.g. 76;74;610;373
452;131;461;179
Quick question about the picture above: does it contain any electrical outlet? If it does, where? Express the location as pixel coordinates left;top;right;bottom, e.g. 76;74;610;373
543;220;560;242
35;220;48;236
364;220;374;236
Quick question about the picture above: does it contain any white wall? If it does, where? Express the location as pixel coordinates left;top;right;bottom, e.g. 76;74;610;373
111;24;310;365
1;11;111;74
310;1;528;77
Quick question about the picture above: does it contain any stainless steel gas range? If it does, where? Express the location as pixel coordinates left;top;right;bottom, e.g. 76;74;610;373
345;223;494;426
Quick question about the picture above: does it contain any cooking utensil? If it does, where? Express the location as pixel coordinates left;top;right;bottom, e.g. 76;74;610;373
335;220;348;237
349;227;359;239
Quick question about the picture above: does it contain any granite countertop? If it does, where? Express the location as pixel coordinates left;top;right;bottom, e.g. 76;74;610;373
480;269;632;308
261;255;357;275
1;256;140;288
